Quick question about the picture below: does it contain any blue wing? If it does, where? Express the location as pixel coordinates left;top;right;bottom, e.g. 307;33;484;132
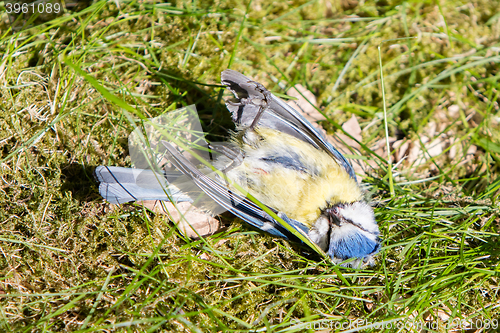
94;166;191;204
221;69;357;181
160;141;310;243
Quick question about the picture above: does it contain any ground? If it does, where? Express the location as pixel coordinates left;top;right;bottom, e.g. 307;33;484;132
0;0;499;332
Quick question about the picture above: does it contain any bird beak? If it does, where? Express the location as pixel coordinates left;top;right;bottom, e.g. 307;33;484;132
325;205;344;226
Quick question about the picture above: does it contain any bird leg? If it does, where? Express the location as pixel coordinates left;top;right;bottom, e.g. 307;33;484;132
226;80;273;130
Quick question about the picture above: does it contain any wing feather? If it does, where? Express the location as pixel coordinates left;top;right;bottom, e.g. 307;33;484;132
221;69;356;180
160;141;310;241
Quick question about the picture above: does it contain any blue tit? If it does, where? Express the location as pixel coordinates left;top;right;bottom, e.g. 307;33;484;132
95;69;380;267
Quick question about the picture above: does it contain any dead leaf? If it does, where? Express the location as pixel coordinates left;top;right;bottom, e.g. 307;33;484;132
448;104;460;118
407;142;421;165
436;308;450;322
330;117;389;178
364;302;374;312
466;145;477;157
371;137;397;161
337;115;362;150
408;137;443;166
448;137;458;160
286;84;325;122
139;200;220;238
199;253;210;260
427;121;437;138
396;140;410;162
425;138;444;157
423;307;451;324
341;0;358;10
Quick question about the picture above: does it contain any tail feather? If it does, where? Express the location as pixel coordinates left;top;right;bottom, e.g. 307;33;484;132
94;166;191;204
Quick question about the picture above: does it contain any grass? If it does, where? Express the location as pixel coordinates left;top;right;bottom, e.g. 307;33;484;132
0;0;499;331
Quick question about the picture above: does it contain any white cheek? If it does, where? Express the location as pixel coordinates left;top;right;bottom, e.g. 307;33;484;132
339;203;378;234
329;223;358;242
330;223;377;243
308;216;330;250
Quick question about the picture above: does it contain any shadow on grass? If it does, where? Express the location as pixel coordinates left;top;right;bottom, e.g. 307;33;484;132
60;163;99;202
152;66;235;141
60;67;234;205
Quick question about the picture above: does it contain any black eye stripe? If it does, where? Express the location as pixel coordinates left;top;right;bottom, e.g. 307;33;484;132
323;204;378;236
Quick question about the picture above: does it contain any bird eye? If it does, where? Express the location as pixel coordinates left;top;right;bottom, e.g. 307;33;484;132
325;208;341;226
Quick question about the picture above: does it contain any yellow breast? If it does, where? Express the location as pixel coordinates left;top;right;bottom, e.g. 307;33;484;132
227;128;363;226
